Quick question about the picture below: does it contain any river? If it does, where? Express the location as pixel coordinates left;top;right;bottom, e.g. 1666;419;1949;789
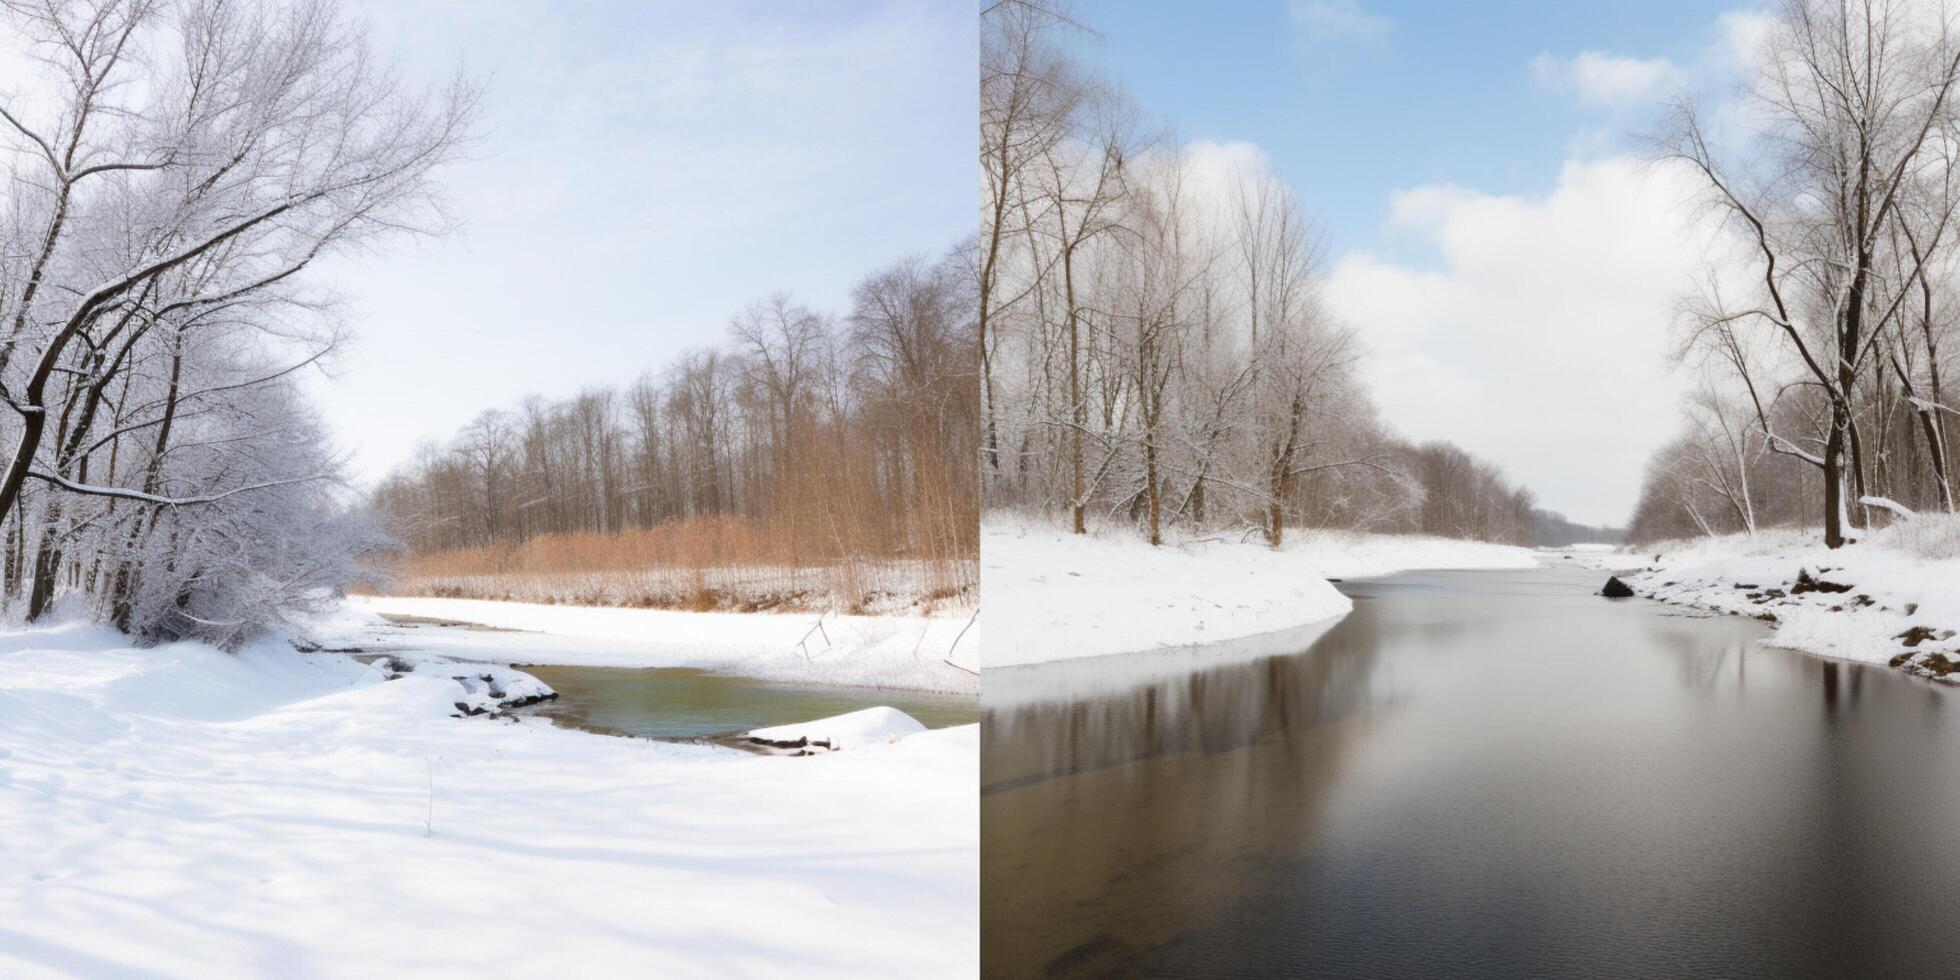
519;663;978;742
982;563;1960;977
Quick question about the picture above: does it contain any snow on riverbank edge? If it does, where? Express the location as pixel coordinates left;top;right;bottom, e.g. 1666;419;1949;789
1590;521;1960;683
748;705;928;751
985;615;1347;709
312;596;980;696
1285;528;1542;580
0;623;977;977
979;517;1539;670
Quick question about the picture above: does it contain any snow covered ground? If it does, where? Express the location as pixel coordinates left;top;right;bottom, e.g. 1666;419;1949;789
312;596;979;695
749;705;927;751
0;623;976;978
1283;527;1542;579
980;517;1539;670
1602;517;1960;681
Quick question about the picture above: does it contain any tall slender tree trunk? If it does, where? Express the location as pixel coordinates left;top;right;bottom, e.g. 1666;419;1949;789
112;333;185;631
2;503;19;604
1824;406;1848;548
1064;246;1085;535
26;498;62;621
979;146;1011;481
1825;258;1868;548
1266;394;1303;548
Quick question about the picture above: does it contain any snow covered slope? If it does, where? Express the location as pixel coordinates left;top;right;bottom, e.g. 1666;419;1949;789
749;705;928;750
0;623;976;978
313;596;979;695
980;520;1352;669
1281;528;1541;579
980;518;1540;670
1614;519;1960;680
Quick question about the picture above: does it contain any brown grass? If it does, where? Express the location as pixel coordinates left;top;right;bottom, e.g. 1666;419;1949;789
362;514;976;614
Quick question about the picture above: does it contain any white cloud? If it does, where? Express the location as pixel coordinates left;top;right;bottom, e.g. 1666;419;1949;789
1715;9;1777;73
1531;50;1686;106
1385;184;1480;230
1326;156;1734;526
1157;140;1738;524
1175;138;1277;233
1288;0;1392;45
1693;8;1782;151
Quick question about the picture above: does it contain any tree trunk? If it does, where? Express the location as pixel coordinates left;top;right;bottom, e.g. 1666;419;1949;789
111;333;186;630
1824;406;1848;549
1920;405;1957;513
1265;394;1304;548
2;504;18;603
1065;247;1085;536
26;498;61;621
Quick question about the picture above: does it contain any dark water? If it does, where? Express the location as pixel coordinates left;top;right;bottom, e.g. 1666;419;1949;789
521;664;979;741
982;565;1960;978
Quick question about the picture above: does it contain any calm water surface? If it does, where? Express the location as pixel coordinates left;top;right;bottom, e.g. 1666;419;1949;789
522;664;979;741
982;564;1960;977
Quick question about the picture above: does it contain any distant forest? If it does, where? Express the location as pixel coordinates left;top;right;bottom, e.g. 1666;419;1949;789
981;2;1580;549
1533;512;1624;548
369;246;979;609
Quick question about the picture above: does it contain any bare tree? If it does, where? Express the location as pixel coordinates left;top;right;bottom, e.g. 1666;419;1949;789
372;246;981;607
1664;0;1960;546
981;0;1083;483
979;0;1554;549
0;0;477;640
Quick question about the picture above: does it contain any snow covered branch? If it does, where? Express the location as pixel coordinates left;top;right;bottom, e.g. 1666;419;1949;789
1860;495;1917;519
25;470;332;507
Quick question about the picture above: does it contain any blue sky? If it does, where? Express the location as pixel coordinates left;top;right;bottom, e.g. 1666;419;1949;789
312;0;975;485
1074;0;1732;260
1069;0;1760;525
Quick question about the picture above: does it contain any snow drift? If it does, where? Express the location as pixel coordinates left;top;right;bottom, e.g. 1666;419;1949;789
980;517;1539;670
749;705;928;751
1613;517;1960;680
314;596;979;695
0;623;977;978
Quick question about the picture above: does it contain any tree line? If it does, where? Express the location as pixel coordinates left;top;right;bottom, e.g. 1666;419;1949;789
0;0;473;646
980;0;1547;547
370;247;980;598
1632;0;1959;546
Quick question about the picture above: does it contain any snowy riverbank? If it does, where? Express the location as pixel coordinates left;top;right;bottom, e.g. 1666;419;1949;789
1600;519;1960;682
312;596;979;695
0;623;976;978
980;517;1540;670
1283;527;1545;579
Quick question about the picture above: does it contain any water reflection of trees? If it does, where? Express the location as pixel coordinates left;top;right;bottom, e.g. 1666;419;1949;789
1643;616;1960;975
983;574;1960;977
982;606;1392;795
980;601;1395;976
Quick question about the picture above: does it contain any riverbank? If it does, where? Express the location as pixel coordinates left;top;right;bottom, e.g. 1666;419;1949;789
980;517;1539;669
312;596;979;696
370;557;972;616
0;622;977;977
1597;518;1960;682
